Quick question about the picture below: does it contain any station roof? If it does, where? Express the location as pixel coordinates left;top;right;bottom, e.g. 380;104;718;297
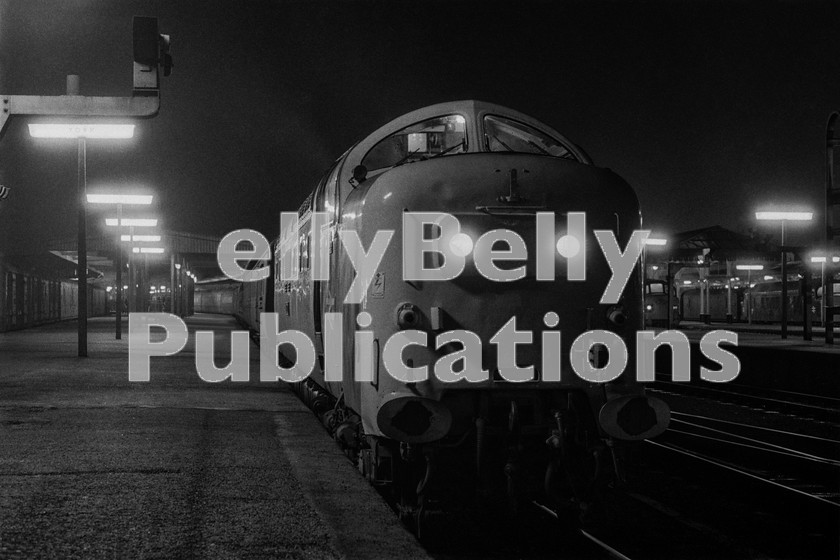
13;230;226;287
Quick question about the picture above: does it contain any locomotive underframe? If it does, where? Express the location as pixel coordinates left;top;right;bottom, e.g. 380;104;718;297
293;376;622;535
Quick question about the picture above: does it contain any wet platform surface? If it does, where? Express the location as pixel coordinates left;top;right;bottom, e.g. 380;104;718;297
0;314;429;560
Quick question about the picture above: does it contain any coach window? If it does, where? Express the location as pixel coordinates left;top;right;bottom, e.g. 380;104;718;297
362;114;467;172
484;115;576;160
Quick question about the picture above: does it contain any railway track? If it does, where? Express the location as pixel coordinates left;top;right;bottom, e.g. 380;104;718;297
665;411;840;501
652;374;840;421
635;380;840;559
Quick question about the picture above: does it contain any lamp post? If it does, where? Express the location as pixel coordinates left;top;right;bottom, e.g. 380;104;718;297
644;237;669;327
87;193;153;339
106;218;159;315
755;211;814;339
28;120;135;357
736;265;764;325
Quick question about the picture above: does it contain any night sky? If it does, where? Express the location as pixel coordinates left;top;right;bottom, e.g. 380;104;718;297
0;0;837;254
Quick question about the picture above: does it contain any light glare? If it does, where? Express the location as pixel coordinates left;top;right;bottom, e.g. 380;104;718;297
87;194;152;205
556;235;581;258
29;123;135;139
449;233;474;257
120;234;161;242
106;218;158;227
755;211;813;221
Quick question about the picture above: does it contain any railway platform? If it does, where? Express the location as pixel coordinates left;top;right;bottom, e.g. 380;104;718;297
0;314;430;560
659;322;840;399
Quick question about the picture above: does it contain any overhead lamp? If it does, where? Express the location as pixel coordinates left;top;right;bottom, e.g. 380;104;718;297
121;234;161;242
106;218;158;227
87;193;152;205
28;123;135;139
755;211;813;221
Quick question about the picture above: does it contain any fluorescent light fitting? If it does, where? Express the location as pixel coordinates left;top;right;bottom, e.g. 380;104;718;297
645;238;667;246
736;264;764;271
139;247;165;254
755;211;813;221
120;234;161;242
106;218;158;227
29;123;135;139
87;194;152;205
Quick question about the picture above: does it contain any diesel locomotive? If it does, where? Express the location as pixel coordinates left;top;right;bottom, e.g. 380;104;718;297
244;101;670;534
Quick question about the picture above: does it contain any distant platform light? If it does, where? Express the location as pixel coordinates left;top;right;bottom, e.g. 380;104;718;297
736;264;764;271
87;194;152;205
106;218;158;227
133;247;164;254
763;275;774;280
29;123;135;139
755;211;813;221
121;234;161;242
645;238;667;246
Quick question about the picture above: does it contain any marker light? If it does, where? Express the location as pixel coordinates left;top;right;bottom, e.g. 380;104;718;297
736;264;764;271
556;235;581;258
449;233;474;257
29;123;135;139
755;211;813;221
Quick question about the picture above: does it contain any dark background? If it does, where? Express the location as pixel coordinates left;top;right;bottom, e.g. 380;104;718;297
0;0;837;252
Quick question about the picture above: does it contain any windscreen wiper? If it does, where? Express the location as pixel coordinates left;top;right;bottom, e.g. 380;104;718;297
393;148;422;168
426;139;466;160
